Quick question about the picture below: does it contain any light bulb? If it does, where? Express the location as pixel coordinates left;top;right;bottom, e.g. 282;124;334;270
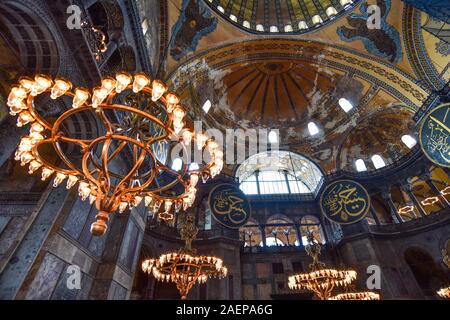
19;137;33;151
28;160;42;174
151;80;168;101
173;119;184;135
182;130;193;145
144;195;153;207
66;175;79;189
119;202;128;213
17;111;34;127
9;100;27;115
41;167;54;181
31;74;52;96
53;172;67;187
29;132;44;144
190;173;199;187
207;140;218;152
20;152;34;166
164;200;173;213
153;200;162;212
132;73;150;93
78;182;91;201
72;88;90;108
19;77;34;92
7;86;28;106
89;194;96;205
51;78;71;99
101;77;117;94
115;72;132;93
92;87;108;108
196;133;208;150
133;195;143;207
173;106;186;121
165;92;179;112
30;122;44;133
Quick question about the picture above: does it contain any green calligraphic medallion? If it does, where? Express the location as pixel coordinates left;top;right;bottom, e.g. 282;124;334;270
320;180;370;225
419;103;450;168
208;184;251;229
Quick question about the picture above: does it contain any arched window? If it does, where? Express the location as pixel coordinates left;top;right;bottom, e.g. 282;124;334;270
338;98;353;112
371;154;386;169
236;151;323;196
239;219;261;248
299;216;325;245
401;134;417;149
308;122;319;136
355;159;367;172
263;215;298;247
268;130;278;144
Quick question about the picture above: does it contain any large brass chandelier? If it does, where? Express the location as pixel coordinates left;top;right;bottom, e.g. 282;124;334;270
7;73;223;236
142;215;228;299
288;233;357;300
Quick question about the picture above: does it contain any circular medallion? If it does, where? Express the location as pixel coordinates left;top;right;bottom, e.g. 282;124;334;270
208;183;251;229
320;179;370;225
419;103;450;168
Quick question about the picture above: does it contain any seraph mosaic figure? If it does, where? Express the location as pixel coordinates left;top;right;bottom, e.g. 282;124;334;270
170;0;218;61
337;0;403;63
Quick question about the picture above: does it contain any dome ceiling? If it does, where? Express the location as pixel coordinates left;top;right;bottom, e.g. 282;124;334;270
211;59;353;129
203;0;359;34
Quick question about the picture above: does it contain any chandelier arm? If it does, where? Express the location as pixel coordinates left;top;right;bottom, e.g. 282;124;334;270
101;104;173;136
112;147;147;192
26;89;57;130
106;140;128;164
100;138;112;193
82;151;102;191
51;137;86;176
96;106;114;134
111;149;147;199
31;139;78;175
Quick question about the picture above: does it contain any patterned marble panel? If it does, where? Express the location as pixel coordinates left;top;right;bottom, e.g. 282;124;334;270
0;188;69;299
62;197;92;240
25;253;65;299
0;216;10;236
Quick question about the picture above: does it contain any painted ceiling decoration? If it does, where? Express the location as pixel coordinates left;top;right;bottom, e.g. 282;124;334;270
202;0;360;34
170;0;218;60
167;38;429;173
337;0;403;63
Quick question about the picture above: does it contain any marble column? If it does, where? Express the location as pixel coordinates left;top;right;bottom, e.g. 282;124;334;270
381;190;402;224
259;224;267;248
401;182;426;218
369;205;381;225
293;223;304;248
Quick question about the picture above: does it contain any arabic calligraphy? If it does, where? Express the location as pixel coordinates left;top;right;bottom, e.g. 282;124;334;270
208;184;250;228
420;103;450;168
320;180;370;224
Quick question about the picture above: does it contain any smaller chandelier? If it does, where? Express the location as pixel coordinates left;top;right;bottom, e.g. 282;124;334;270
437;286;450;299
142;215;227;299
329;291;380;300
288;233;356;300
